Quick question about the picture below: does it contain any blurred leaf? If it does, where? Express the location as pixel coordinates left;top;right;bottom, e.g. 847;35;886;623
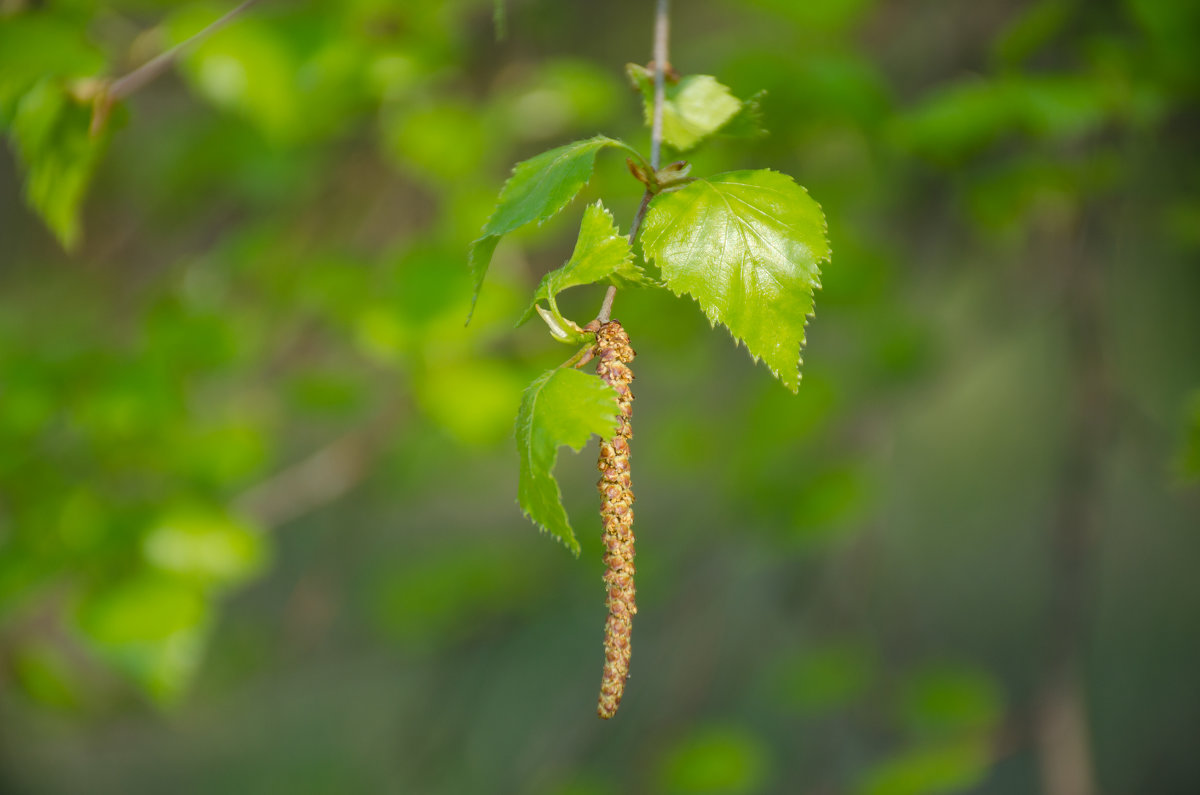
383;100;489;181
518;201;650;327
858;741;992;795
659;726;770;795
469;135;638;319
502;60;623;141
992;0;1074;68
142;509;266;587
627;65;748;150
736;0;875;34
1176;390;1200;483
640;169;830;392
894;74;1119;165
7;79;108;248
0;13;105;120
170;8;304;144
515;368;619;555
416;359;525;446
780;640;876;715
12;642;84;711
76;576;211;704
897;664;1003;737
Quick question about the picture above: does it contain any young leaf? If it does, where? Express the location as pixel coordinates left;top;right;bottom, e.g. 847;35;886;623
626;65;754;151
8;79;109;250
468;135;639;320
515;368;620;555
518;201;650;327
639;169;830;393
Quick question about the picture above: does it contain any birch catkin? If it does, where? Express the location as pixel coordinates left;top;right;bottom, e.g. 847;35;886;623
594;320;636;719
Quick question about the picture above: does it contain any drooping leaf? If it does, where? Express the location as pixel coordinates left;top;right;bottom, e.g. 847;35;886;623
627;65;759;150
639;169;830;392
468;135;640;320
8;79;109;249
515;368;619;555
518;201;651;327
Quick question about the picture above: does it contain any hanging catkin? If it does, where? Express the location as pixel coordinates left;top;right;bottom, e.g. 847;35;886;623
593;320;636;719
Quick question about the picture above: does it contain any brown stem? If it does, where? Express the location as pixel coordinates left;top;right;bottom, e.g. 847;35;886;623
594;0;669;326
108;0;264;101
1035;214;1106;795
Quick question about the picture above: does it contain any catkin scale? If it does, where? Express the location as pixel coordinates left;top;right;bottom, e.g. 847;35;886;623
593;320;636;720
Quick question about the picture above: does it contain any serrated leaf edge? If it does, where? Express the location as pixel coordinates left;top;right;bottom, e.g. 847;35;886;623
639;169;830;393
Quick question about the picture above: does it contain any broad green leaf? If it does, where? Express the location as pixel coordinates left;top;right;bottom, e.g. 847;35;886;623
518;201;650;327
8;79;109;249
515;368;619;555
627;65;753;150
468;135;638;320
640;169;830;392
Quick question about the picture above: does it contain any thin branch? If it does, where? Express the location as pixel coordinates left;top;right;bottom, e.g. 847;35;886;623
649;0;670;172
1034;214;1104;795
234;403;402;529
596;0;669;325
108;0;264;101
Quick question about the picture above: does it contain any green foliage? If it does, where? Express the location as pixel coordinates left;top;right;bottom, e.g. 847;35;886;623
897;665;1003;737
518;201;649;329
468;135;640;318
659;726;770;794
627;65;748;150
640;169;830;392
857;741;991;795
76;575;211;704
7;79;108;249
515;368;620;555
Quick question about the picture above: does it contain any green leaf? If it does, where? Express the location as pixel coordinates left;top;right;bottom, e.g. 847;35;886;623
515;368;620;555
8;79;108;249
518;201;650;327
640;169;830;392
468;135;636;320
627;65;754;150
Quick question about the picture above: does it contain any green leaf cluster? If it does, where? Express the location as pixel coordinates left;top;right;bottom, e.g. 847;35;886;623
518;201;650;332
468;135;641;319
468;58;828;550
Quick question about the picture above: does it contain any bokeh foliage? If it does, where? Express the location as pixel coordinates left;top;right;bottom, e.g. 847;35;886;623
1;0;1198;793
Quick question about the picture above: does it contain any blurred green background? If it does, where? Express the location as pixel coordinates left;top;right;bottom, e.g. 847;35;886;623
1;0;1199;793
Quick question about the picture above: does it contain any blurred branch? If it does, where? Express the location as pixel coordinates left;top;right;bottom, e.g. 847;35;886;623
234;404;403;529
596;0;669;325
1035;214;1107;795
90;0;265;134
